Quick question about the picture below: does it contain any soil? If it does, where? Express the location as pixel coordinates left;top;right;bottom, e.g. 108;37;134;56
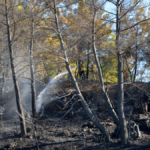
0;79;150;150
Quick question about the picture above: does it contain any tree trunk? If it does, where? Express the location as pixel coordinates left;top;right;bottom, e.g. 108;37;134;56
116;0;128;144
86;42;90;79
92;10;119;126
5;0;26;136
133;51;137;82
30;16;36;118
53;0;110;142
133;32;138;82
117;52;128;144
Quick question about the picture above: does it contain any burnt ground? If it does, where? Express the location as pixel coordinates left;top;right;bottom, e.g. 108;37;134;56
0;79;150;150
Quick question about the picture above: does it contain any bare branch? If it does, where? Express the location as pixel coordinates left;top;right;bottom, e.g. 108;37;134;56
121;18;150;32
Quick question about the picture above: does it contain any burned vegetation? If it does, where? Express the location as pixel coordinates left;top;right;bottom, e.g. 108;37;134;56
0;80;150;150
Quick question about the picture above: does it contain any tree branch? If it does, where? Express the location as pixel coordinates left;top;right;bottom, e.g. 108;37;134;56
121;18;150;32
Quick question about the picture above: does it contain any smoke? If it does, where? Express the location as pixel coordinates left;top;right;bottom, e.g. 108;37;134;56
2;51;37;119
3;78;31;117
1;49;77;119
2;77;45;120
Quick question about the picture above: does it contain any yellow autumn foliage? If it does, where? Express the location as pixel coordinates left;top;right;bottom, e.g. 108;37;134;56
17;5;23;10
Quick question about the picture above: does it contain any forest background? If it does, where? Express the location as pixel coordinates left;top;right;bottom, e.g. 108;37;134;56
1;0;150;83
1;0;150;146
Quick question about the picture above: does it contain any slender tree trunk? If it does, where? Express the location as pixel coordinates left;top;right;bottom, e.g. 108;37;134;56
30;17;36;118
86;42;90;79
92;10;119;126
133;33;138;82
133;51;138;82
53;0;110;142
117;52;128;144
5;0;26;136
116;0;128;144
